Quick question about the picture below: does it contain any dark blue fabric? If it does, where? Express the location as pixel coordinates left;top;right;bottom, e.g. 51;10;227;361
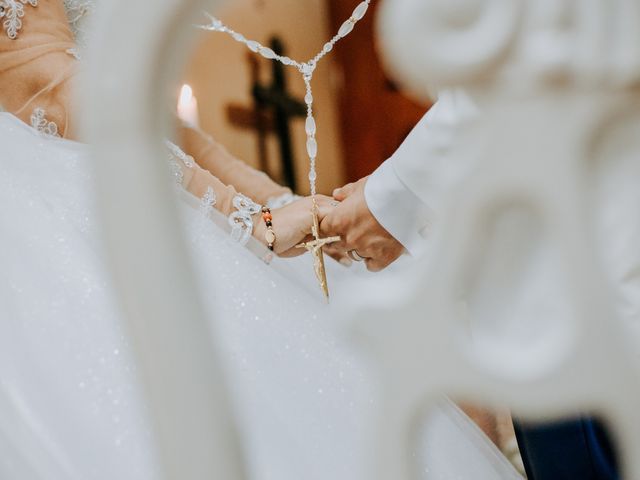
513;418;619;480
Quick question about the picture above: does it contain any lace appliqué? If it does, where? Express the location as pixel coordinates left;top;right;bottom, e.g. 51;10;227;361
0;0;38;40
63;0;92;42
30;108;60;137
66;47;81;60
200;187;217;216
229;194;261;246
166;140;194;167
165;140;194;186
266;192;301;210
169;161;184;185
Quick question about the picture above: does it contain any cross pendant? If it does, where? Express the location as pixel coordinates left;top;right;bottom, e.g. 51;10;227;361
296;204;341;301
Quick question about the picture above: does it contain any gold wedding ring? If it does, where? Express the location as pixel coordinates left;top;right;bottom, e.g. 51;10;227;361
348;250;365;262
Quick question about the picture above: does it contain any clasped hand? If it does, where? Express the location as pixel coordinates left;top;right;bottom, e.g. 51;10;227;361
259;178;404;271
320;177;405;272
253;195;335;257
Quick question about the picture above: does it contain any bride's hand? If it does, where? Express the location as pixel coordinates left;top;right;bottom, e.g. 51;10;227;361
253;195;335;257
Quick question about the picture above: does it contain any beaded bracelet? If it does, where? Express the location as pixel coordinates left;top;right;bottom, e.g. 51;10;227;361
261;206;276;251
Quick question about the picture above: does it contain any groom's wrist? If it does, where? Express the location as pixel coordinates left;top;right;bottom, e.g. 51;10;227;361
364;161;431;257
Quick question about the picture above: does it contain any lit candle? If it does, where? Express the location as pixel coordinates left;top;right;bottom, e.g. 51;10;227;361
177;84;200;127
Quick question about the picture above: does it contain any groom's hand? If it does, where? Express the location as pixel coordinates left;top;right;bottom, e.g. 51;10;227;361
321;177;405;272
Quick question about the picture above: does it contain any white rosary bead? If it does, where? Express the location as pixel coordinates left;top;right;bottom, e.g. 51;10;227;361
338;19;355;38
306;138;318;159
259;47;277;59
305;91;314;105
247;40;260;52
305;116;317;136
353;1;369;21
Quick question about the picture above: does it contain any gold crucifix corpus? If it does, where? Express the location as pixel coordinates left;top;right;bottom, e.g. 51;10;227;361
296;200;341;301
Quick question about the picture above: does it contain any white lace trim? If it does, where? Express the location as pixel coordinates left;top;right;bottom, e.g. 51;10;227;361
169;161;184;186
165;140;195;185
0;0;38;40
30;108;59;137
66;47;81;60
63;0;93;44
166;140;195;168
165;141;260;246
228;194;261;246
200;187;217;216
64;0;91;25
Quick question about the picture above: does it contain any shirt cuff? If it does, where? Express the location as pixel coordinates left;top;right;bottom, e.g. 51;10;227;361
364;160;432;257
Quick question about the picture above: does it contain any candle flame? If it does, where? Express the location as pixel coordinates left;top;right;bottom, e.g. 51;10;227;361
179;84;194;108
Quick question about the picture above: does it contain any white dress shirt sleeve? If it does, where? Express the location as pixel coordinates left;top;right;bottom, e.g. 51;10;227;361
364;157;432;256
364;90;479;257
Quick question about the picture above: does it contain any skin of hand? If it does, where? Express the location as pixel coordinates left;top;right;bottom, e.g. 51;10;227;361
253;195;336;257
320;177;406;272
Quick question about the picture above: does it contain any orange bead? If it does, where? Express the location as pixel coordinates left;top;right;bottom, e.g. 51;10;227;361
263;212;273;222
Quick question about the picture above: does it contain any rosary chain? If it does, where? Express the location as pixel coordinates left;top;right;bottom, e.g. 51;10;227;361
198;0;371;198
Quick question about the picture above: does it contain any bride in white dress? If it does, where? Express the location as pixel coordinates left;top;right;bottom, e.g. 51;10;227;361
0;1;522;479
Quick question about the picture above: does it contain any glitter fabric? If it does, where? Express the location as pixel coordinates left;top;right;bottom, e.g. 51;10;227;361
0;112;523;479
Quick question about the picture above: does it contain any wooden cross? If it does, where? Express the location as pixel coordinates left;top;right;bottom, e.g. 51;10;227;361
226;37;307;190
296;202;341;301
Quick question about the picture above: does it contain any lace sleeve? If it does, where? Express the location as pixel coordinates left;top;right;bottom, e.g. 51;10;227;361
177;123;297;207
166;141;263;246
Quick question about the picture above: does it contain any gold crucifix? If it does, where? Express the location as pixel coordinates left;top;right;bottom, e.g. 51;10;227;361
296;201;341;301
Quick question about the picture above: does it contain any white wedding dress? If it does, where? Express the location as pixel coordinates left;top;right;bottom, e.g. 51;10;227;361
0;2;523;480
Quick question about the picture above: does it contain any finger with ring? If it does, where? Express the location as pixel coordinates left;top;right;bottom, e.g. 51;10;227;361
348;250;366;262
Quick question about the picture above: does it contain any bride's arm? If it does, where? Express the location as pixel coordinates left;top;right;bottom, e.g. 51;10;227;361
0;0;329;255
169;142;333;256
177;123;296;207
